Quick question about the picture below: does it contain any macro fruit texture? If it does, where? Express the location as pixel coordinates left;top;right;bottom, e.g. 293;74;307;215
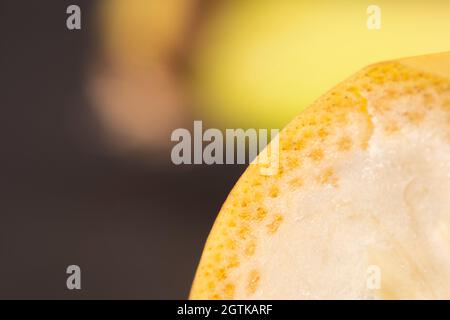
191;52;450;299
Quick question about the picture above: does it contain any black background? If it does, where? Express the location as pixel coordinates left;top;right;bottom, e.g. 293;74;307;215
0;0;244;299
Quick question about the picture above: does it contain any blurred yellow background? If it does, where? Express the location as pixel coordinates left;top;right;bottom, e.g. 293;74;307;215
92;0;450;150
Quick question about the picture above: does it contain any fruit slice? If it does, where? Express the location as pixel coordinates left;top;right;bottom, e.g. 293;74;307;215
190;52;450;299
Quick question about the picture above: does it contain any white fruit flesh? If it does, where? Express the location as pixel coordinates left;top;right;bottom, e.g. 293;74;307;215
241;99;450;299
191;53;450;300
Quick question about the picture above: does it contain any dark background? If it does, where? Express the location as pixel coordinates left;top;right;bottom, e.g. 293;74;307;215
0;0;244;299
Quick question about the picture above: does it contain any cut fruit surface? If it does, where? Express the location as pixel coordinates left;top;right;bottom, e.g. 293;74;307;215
190;52;450;300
